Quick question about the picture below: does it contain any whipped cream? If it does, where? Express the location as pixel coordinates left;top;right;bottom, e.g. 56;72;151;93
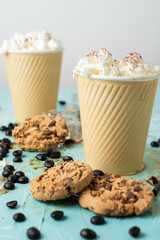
0;31;63;53
73;49;160;78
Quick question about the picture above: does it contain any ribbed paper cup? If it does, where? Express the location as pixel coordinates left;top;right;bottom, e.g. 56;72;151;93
5;50;62;121
77;74;158;175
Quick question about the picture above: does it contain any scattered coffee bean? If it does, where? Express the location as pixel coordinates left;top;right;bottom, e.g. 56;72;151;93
2;170;13;178
151;176;158;185
65;139;75;144
36;154;47;161
80;229;96;239
153;181;160;196
4;165;15;171
0;126;8;131
45;160;54;168
151;141;159;147
51;211;64;220
45;149;53;157
4;182;15;190
27;227;40;240
2;138;11;144
1;148;9;154
2;143;10;149
93;170;104;177
6;200;18;209
0;151;7;158
7;174;17;183
90;215;105;225
50;151;61;159
13;157;23;163
13;150;23;157
63;156;73;162
15;171;25;178
5;129;12;136
8;123;14;130
129;226;140;237
17;176;29;184
59;100;66;105
13;213;25;222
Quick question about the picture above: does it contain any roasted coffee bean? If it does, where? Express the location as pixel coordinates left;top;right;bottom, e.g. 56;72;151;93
1;148;9;154
5;129;12;136
65;139;75;144
0;155;3;160
151;176;158;185
2;138;11;144
13;213;25;222
6;200;18;209
151;141;159;147
93;170;104;177
129;226;140;237
0;151;7;158
7;174;17;183
80;229;97;239
8;123;14;130
2;170;13;178
4;182;15;190
0;126;8;131
17;176;29;184
13;150;23;157
13;157;23;163
153;181;160;196
36;154;47;161
27;227;40;239
63;156;73;162
50;211;64;220
2;143;10;149
45;160;54;168
45;149;53;157
4;165;15;171
50;151;61;159
90;215;105;225
59;100;66;105
15;171;25;178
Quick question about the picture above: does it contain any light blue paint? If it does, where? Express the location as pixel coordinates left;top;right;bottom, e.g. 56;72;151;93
0;88;160;240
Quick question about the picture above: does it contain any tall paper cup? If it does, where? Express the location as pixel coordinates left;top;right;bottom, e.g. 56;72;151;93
5;50;62;121
77;75;158;175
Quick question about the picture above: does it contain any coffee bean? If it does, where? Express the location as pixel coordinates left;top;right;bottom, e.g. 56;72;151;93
63;156;73;162
6;200;18;209
153;181;160;196
4;165;15;171
151;176;158;185
45;160;54;168
4;182;15;190
15;171;25;178
51;211;64;220
27;227;40;239
13;150;23;157
36;154;47;161
129;226;140;237
45;149;53;157
90;215;105;225
13;213;25;222
7;174;17;183
80;229;96;239
0;126;8;131
65;139;75;144
13;157;23;163
0;155;3;160
50;151;61;159
2;170;13;178
5;129;12;136
17;176;29;184
1;148;9;154
0;151;7;158
2;138;11;144
2;143;10;149
59;100;66;105
151;141;159;147
93;170;104;177
8;123;14;130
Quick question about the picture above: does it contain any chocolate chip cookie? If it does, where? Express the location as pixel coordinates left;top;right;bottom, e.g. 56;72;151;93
79;174;154;216
30;161;93;201
12;115;68;151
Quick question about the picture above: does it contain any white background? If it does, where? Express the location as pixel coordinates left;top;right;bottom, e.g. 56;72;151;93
0;0;160;88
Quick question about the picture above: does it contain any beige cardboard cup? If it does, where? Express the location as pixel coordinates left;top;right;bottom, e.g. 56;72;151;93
5;50;62;121
77;74;158;175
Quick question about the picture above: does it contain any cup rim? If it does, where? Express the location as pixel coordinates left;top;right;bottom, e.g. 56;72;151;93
5;49;63;54
77;73;159;82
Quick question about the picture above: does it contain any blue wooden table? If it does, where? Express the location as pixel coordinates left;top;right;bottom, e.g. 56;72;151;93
0;88;160;240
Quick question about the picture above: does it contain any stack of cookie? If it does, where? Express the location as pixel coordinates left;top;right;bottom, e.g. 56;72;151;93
30;160;154;217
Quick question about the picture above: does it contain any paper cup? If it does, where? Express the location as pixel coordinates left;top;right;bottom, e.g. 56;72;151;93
5;50;62;121
77;74;158;175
